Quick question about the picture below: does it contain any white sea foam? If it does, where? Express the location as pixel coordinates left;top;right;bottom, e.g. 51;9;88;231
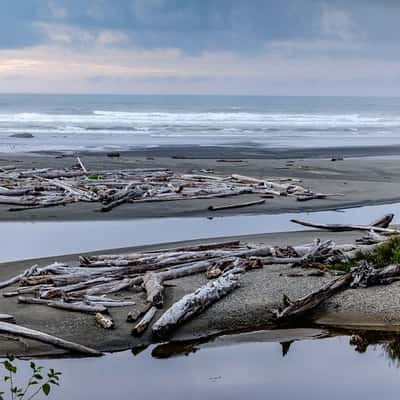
2;109;400;152
0;110;399;128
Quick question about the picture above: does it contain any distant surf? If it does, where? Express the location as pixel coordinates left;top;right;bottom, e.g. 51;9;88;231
1;94;400;152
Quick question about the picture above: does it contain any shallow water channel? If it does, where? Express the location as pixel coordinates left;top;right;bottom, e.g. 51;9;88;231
2;201;400;262
2;203;400;398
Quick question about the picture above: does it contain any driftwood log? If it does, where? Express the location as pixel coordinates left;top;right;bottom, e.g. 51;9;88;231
291;214;396;234
0;322;101;356
208;199;265;211
132;306;158;336
272;273;352;321
143;273;164;308
152;272;241;338
127;303;152;323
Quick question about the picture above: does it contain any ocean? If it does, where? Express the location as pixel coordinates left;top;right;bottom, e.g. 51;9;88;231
1;94;400;153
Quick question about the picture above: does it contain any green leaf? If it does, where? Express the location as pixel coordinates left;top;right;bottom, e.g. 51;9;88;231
42;383;50;396
33;374;43;380
30;361;36;370
4;376;9;381
4;361;17;374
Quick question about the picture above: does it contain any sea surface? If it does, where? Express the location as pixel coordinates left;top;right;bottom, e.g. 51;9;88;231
1;94;400;152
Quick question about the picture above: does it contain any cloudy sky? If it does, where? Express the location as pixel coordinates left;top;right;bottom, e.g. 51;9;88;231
0;0;399;95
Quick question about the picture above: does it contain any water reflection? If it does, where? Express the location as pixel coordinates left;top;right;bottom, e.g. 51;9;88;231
4;330;400;400
149;328;400;366
350;331;400;367
2;201;400;262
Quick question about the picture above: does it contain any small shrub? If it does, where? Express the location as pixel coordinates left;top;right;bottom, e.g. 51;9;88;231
0;355;61;400
331;235;400;271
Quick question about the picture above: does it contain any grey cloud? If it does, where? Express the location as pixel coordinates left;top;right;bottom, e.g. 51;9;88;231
0;1;320;51
1;1;400;58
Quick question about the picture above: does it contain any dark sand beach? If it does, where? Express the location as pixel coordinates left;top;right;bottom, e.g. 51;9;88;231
1;146;400;221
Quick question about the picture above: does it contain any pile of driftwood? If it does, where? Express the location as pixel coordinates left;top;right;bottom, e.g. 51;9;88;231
1;214;399;347
272;213;400;320
0;159;339;212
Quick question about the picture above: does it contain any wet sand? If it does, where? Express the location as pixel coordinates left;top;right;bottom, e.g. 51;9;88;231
1;229;400;357
1;147;400;220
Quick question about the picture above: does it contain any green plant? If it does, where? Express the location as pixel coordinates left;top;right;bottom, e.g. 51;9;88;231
332;235;400;271
0;355;61;400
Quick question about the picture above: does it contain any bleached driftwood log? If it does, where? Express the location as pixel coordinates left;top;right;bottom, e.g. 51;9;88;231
143;272;164;308
296;193;343;202
152;272;241;338
0;314;15;323
83;295;135;308
0;321;101;356
18;296;107;314
208;199;265;211
0;265;38;289
132;306;157;336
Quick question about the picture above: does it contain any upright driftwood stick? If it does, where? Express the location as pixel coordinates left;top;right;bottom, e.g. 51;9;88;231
77;157;88;173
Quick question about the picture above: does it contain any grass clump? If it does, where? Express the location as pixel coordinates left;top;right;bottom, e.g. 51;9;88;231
331;235;400;272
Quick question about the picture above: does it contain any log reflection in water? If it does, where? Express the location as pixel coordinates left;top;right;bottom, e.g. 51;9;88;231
350;331;400;366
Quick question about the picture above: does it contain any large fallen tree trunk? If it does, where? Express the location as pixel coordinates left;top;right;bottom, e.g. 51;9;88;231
291;216;398;234
152;272;241;338
272;272;352;321
0;322;102;356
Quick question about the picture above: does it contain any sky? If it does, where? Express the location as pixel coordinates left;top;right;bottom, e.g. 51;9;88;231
0;0;399;96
